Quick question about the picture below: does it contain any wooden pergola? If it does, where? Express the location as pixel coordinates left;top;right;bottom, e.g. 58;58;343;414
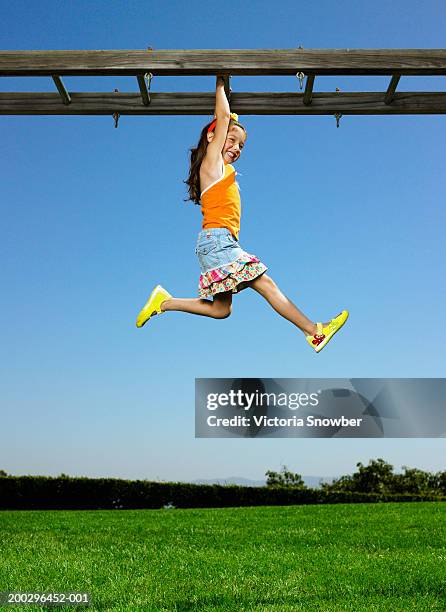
1;49;446;117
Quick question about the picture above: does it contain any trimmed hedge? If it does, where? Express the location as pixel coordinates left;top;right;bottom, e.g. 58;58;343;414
0;476;445;510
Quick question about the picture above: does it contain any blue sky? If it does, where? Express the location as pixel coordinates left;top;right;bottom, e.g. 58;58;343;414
1;0;445;482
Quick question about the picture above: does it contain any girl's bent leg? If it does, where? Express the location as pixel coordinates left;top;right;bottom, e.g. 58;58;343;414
249;273;316;335
161;291;232;319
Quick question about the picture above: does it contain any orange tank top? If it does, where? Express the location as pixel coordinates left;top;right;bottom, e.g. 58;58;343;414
200;161;241;240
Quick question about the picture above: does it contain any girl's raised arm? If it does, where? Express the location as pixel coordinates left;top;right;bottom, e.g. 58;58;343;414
202;77;231;167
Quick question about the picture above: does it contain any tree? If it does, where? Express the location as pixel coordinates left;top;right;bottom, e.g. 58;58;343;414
0;470;7;477
265;466;305;488
391;466;434;494
322;459;395;493
436;471;446;495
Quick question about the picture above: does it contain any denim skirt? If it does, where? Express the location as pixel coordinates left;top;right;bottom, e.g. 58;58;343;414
195;227;267;298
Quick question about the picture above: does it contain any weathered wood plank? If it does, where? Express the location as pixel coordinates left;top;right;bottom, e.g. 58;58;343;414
1;91;446;115
51;76;71;105
303;75;315;106
1;49;446;76
384;75;401;105
136;75;150;105
223;75;231;103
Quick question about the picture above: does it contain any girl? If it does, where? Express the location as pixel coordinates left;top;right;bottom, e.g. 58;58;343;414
136;77;348;353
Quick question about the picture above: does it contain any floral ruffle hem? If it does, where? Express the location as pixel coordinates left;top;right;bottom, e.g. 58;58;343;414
198;254;268;298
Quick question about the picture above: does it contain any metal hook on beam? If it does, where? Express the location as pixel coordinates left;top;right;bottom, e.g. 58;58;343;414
334;87;342;127
296;71;305;91
145;72;153;103
113;88;120;128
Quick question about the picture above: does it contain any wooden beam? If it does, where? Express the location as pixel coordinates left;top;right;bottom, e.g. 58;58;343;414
303;75;315;106
136;74;150;105
384;74;401;105
223;75;231;102
1;91;446;115
1;49;446;76
51;75;71;105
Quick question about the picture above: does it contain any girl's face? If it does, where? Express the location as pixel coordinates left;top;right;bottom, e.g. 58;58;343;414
223;126;246;164
208;125;246;164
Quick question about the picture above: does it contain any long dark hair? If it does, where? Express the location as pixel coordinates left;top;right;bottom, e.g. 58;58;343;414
183;118;247;205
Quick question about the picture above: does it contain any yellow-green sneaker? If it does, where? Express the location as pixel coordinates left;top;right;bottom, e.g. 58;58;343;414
306;310;349;353
136;285;172;328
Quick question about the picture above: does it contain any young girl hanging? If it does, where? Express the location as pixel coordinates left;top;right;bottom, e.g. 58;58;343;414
135;77;348;353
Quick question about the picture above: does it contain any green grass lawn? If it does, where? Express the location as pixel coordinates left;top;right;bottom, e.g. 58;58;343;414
0;502;445;611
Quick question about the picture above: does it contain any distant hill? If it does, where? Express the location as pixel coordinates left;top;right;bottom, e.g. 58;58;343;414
190;476;333;489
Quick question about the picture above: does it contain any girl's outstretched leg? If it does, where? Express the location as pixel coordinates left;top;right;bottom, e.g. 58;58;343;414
161;291;232;319
249;273;319;335
249;273;349;353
